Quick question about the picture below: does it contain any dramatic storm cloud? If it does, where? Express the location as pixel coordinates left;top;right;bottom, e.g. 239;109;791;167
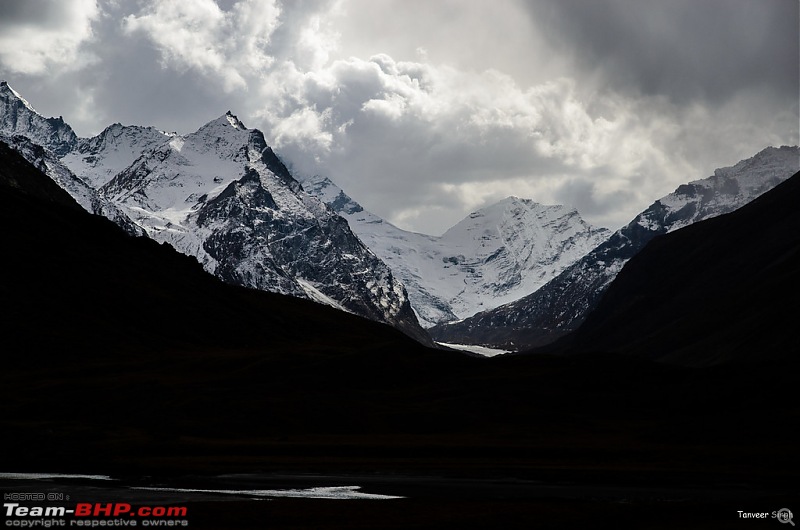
1;0;797;234
523;0;798;104
0;0;99;74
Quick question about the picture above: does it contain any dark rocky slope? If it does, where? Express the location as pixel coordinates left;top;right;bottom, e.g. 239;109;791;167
545;170;800;366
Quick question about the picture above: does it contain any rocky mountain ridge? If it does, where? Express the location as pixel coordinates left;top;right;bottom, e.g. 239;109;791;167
0;82;428;343
303;175;610;328
429;145;800;349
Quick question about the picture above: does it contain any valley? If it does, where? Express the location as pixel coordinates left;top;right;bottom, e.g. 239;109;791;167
1;81;798;529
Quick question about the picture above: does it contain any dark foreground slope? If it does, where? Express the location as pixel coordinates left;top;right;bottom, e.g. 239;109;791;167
0;142;438;361
0;139;466;455
551;171;800;366
1;141;798;528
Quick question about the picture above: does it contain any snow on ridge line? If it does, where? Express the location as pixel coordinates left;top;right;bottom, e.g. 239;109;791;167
304;175;611;328
296;278;352;313
0;83;430;341
3;83;36;113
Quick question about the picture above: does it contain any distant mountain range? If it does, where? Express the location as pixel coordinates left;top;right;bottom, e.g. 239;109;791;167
303;175;609;327
0;79;611;341
430;145;800;349
0;81;428;344
3;133;798;502
0;139;417;356
2;79;798;354
1;85;145;237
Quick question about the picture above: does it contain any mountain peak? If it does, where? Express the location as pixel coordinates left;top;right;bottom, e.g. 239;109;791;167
303;177;612;328
450;196;572;234
1;82;77;156
430;145;800;351
477;196;563;215
0;80;36;113
498;196;544;209
224;111;247;130
0;85;429;343
193;112;250;140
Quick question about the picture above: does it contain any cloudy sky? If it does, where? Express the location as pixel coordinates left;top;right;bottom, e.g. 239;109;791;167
1;0;797;234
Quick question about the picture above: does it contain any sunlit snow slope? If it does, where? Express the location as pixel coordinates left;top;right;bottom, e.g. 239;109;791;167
304;175;610;327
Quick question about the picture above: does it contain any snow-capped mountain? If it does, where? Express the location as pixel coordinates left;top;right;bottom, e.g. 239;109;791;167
62;123;173;189
430;145;800;349
0;82;428;344
0;81;77;156
1;82;144;236
303;175;610;328
0;134;145;237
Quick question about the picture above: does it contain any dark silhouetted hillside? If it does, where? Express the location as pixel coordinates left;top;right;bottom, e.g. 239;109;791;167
550;171;800;366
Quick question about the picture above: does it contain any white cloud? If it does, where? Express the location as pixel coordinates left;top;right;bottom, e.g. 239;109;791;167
2;0;794;236
253;52;704;232
122;0;281;91
0;0;100;74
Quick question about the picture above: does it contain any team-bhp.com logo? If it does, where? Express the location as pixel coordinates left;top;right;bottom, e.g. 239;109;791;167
5;503;189;526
